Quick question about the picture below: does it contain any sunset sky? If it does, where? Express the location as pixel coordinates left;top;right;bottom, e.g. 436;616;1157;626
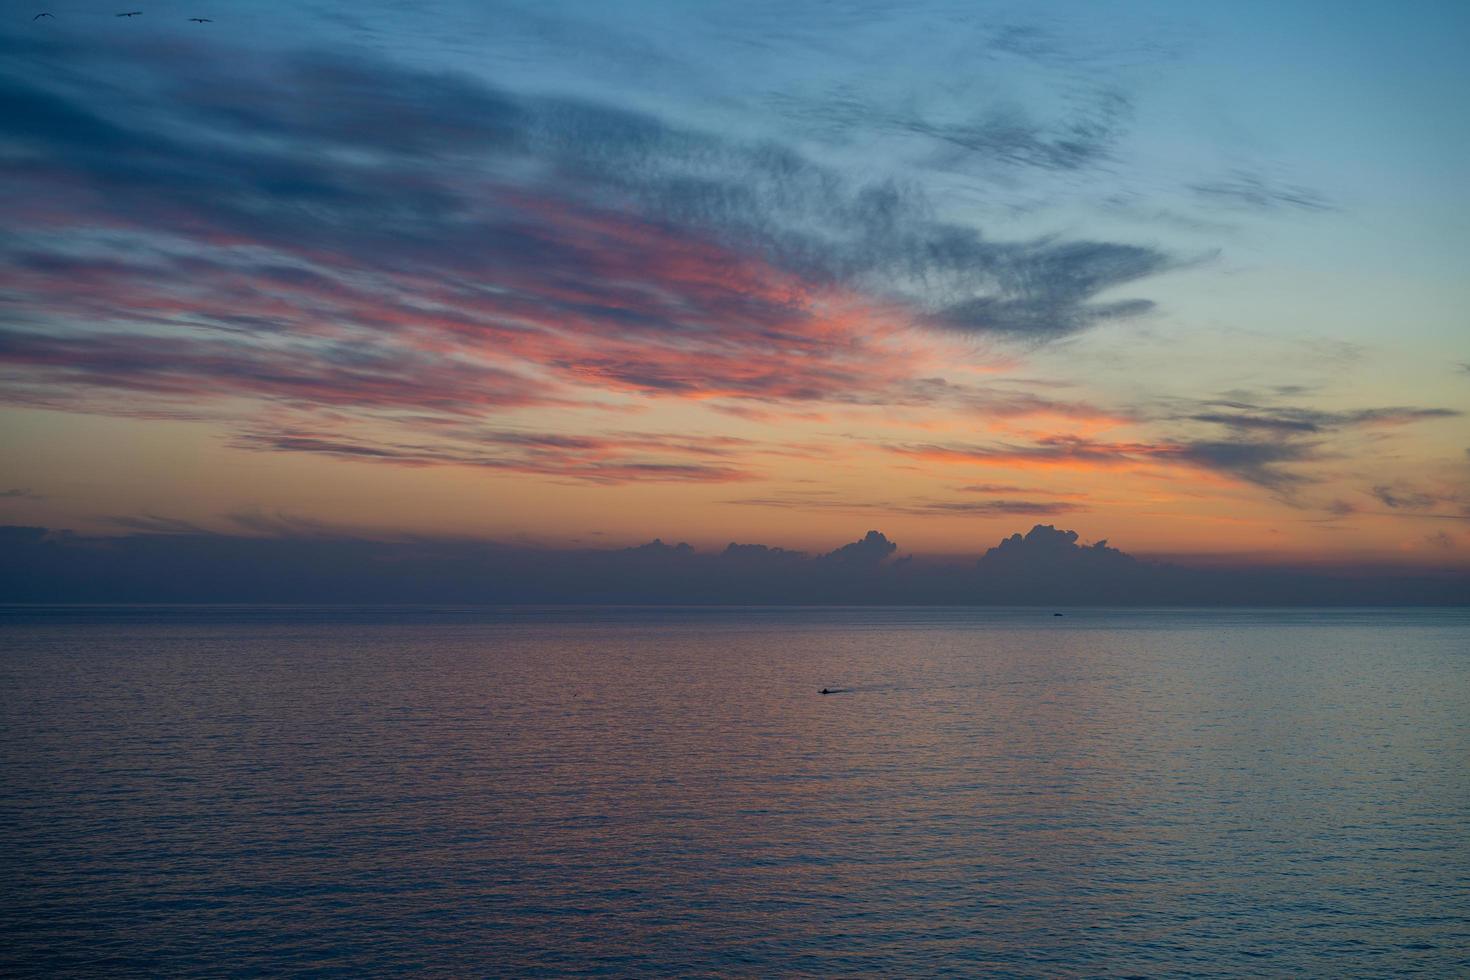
2;0;1467;566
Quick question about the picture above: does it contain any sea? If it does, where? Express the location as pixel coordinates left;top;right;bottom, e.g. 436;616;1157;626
2;606;1467;976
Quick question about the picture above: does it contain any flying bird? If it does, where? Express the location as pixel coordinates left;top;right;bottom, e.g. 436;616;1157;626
34;12;54;18
116;10;142;16
188;17;211;22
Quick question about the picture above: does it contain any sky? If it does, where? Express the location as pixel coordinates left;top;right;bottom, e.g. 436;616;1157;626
2;0;1468;569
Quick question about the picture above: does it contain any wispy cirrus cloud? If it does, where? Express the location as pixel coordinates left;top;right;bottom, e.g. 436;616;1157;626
104;514;209;535
1368;483;1467;518
724;489;1084;518
0;28;1173;443
1182;400;1459;434
887;433;1320;491
955;483;1089;499
1189;169;1334;213
230;427;768;484
0;327;553;413
768;83;1133;176
886;385;1463;497
1371;485;1441;511
915;499;1084;516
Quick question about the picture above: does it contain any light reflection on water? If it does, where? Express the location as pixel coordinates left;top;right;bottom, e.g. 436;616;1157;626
2;607;1468;975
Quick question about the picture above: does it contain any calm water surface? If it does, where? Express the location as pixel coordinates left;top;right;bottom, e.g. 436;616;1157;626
2;606;1468;976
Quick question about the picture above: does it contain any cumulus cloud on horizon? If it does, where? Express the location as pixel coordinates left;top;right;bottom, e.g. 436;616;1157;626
4;520;1466;605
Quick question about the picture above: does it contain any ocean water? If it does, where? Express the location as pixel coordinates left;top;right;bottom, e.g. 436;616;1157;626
1;606;1467;976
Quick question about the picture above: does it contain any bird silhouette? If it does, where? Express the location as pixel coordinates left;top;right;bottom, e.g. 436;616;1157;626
116;10;142;16
34;11;54;18
188;17;211;22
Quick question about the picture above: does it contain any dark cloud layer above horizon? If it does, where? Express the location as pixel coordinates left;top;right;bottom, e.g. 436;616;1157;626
2;522;1465;607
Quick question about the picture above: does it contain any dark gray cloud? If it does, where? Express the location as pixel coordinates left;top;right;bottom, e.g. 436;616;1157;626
823;530;898;563
887;433;1320;492
926;240;1167;337
914;92;1133;173
979;524;1130;567
0;488;41;500
721;542;806;562
1368;484;1467;517
1372;485;1440;510
1189;169;1334;213
1128;397;1465;496
615;538;694;558
1168;439;1320;492
1186;401;1459;434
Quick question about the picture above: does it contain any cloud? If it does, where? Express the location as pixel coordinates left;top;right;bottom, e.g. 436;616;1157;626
888;433;1319;490
979;524;1131;567
1166;439;1319;492
845;377;1140;426
1189;169;1334;213
1187;402;1458;434
723;489;1083;517
721;542;806;562
5;521;1467;605
957;483;1089;499
225;509;360;539
772;84;1134;176
919;500;1082;516
229;428;760;485
1368;483;1467;517
1372;485;1440;511
0;327;551;414
891;435;1153;468
962;397;1467;497
616;538;694;558
925;241;1167;338
104;514;208;534
823;530;898;563
0;29;1175;454
957;483;1051;494
0;488;41;500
